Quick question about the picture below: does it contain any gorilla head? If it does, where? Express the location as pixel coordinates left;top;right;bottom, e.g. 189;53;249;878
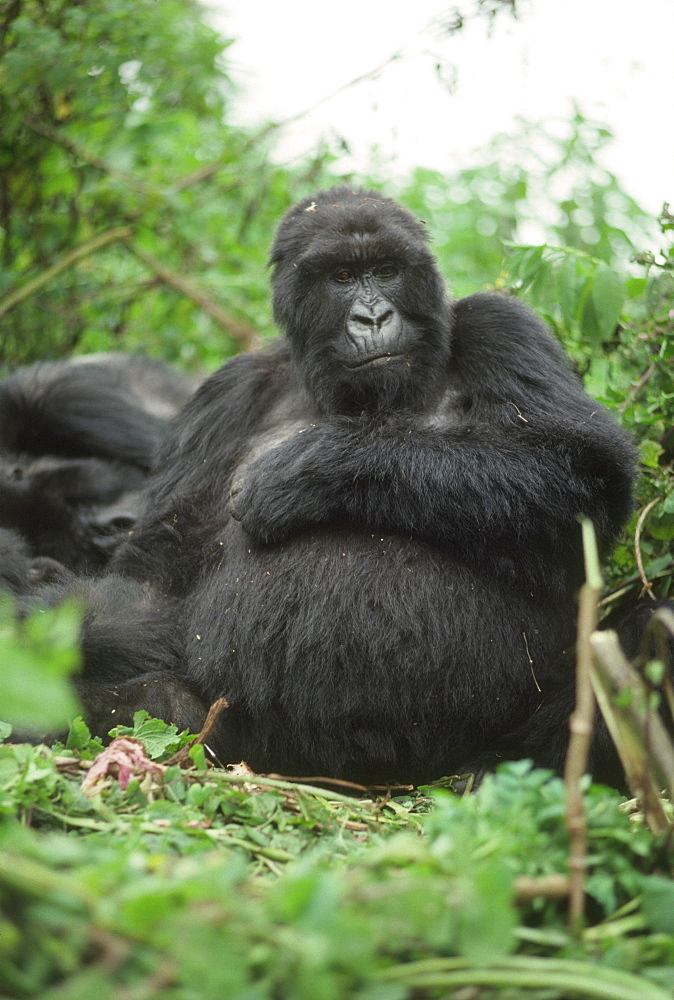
269;187;453;414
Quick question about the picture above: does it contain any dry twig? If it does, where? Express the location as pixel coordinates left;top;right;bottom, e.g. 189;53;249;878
590;630;673;834
634;497;661;598
166;698;230;768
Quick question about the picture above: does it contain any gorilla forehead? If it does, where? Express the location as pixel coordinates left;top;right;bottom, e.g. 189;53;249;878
298;229;414;273
269;186;431;270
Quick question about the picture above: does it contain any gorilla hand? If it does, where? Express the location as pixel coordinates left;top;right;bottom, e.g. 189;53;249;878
228;425;342;544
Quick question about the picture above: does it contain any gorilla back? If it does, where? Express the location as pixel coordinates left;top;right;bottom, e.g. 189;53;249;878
81;187;638;783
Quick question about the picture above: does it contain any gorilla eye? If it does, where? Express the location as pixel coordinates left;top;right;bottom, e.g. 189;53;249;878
376;263;398;279
333;268;354;283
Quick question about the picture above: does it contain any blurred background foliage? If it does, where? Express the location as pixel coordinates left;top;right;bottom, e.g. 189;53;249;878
0;0;672;604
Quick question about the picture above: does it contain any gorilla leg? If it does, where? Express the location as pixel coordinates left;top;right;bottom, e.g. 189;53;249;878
30;573;210;740
77;674;209;737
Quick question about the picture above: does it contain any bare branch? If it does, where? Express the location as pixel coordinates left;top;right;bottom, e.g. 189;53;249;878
590;630;673;834
23;117;162;199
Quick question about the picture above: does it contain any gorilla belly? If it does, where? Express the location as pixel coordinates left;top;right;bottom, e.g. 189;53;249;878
181;524;564;782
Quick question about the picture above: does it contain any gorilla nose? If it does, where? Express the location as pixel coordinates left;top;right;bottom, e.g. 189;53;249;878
349;302;394;332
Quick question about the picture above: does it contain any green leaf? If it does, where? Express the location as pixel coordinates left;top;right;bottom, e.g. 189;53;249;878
506;245;545;286
558;253;583;332
66;716;93;750
583;356;610;399
643;876;674;934
189;742;207;769
456;857;516;964
640;439;663;469
592;261;625;340
0;599;82;731
108;710;189;759
662;494;674;515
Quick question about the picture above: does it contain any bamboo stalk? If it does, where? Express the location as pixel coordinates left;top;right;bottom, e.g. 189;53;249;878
564;517;603;930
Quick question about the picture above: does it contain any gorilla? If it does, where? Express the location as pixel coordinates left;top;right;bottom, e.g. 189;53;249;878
0;353;200;582
63;187;636;783
63;186;651;786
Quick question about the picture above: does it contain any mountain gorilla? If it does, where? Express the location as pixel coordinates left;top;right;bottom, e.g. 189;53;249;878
73;187;641;784
0;353;200;584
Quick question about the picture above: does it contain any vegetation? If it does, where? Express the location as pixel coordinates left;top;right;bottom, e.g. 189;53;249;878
1;1;674;997
0;0;337;367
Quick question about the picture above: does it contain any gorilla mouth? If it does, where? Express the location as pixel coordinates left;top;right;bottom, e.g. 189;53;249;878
349;352;404;369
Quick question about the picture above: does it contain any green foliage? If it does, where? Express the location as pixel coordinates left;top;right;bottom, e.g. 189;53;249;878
2;6;674;997
501;213;674;602
0;760;672;999
0;0;340;368
0;597;81;733
391;111;654;300
107;710;195;759
428;763;658;917
393;122;673;601
505;244;629;348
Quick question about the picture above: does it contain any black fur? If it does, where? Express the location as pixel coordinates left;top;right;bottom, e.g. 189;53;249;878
0;353;199;578
72;188;645;784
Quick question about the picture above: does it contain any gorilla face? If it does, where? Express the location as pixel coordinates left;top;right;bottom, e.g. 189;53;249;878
270;187;454;414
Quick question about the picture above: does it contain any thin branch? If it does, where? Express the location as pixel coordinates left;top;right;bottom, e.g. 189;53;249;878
0;227;133;321
170;49;405;193
634;497;661;599
171;126;280;193
590;630;672;833
172;160;230;192
617;363;656;412
166;698;229;768
514;874;570;901
127;243;260;350
641;605;674;722
271;50;404;133
23;116;161;198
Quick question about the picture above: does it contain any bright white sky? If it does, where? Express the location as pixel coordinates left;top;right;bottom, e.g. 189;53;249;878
203;0;673;217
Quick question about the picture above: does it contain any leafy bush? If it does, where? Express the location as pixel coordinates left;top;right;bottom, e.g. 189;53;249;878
1;745;674;999
0;0;340;368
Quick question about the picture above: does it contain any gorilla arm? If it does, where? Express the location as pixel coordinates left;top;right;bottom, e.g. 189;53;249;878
229;293;636;570
228;410;633;566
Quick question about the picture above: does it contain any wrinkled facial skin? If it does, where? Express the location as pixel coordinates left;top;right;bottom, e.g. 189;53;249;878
270;188;454;415
337;262;404;366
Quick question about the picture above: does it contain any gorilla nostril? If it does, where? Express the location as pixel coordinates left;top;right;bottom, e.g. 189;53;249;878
350;304;394;332
109;516;135;531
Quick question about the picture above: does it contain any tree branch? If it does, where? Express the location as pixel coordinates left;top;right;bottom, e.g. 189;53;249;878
127;244;260;350
23;116;162;199
634;497;660;598
0;227;133;321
